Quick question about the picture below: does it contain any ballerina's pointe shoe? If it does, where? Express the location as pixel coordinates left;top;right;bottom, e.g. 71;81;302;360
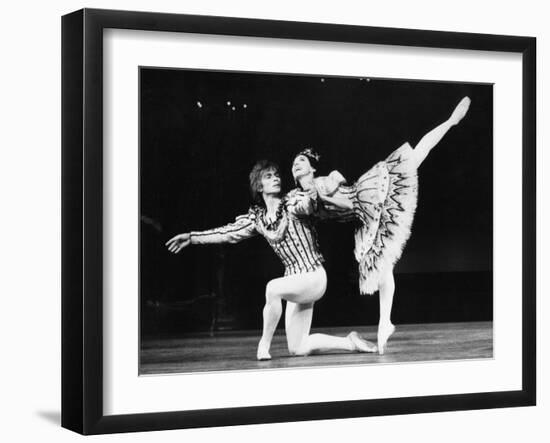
449;96;471;126
347;331;378;353
377;323;396;355
256;344;272;361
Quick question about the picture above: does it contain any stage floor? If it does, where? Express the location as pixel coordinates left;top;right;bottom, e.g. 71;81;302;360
140;321;492;375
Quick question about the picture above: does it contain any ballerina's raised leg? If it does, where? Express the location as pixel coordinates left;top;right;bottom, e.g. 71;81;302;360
411;96;471;168
376;96;471;355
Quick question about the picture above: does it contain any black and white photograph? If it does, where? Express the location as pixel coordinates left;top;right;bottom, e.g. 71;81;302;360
139;68;493;375
1;0;539;439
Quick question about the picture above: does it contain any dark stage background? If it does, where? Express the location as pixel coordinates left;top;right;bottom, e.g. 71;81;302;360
140;68;493;337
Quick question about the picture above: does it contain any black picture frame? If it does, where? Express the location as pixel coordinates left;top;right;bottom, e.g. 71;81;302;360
61;8;536;435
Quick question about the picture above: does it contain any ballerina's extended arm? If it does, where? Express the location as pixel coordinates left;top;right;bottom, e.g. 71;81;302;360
316;192;354;211
314;171;354;211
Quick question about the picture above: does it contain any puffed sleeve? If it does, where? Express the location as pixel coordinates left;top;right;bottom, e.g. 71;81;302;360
324;170;347;194
189;210;258;244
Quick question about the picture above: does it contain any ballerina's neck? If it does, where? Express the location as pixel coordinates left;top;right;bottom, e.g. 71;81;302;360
298;174;316;190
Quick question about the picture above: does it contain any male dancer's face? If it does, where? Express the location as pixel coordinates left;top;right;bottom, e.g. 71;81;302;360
259;168;281;197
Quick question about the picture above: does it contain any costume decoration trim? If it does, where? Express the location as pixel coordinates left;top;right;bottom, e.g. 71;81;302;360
252;198;290;244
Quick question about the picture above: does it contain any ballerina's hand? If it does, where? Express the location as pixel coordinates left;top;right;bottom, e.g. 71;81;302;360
165;233;191;253
308;188;318;199
315;191;334;211
315;192;337;211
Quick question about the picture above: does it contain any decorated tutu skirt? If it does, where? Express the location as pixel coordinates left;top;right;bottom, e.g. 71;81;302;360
347;143;418;294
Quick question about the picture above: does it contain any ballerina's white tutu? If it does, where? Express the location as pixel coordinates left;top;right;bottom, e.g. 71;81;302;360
298;142;418;295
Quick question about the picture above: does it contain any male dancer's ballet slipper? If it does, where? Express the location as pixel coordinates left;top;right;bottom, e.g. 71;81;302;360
377;323;396;355
347;331;378;353
449;96;471;126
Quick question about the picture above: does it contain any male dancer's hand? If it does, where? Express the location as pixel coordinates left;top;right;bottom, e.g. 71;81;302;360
165;233;191;253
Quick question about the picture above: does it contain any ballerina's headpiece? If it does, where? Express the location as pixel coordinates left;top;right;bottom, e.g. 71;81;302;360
296;147;321;169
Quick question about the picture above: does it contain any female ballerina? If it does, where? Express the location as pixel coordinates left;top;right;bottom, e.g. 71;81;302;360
289;96;471;354
165;160;377;360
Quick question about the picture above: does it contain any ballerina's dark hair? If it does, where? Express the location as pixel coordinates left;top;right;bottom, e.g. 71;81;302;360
249;160;280;206
295;147;321;170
